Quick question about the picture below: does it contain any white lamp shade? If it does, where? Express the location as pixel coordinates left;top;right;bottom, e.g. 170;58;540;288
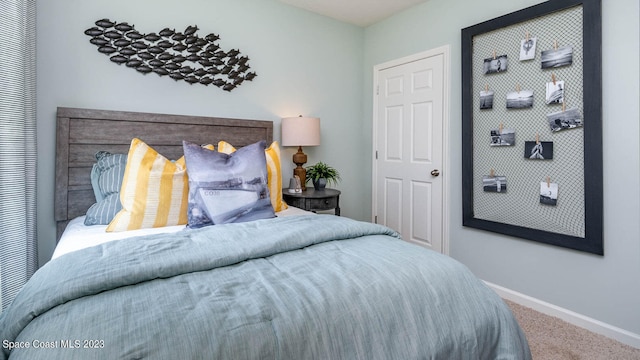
281;116;320;147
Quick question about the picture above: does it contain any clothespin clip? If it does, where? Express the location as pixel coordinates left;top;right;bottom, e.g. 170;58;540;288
562;101;566;112
485;84;489;92
536;133;540;144
554;40;558;50
499;123;503;134
493;50;496;59
490;169;495;177
526;32;530;41
546;177;551;188
552;73;557;85
516;84;521;93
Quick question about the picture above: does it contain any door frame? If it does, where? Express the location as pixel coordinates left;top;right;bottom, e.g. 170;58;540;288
371;45;451;255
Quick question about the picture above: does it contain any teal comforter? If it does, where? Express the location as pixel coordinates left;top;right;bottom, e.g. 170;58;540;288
0;215;530;359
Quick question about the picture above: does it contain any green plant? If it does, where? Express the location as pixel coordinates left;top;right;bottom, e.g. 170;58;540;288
305;161;341;186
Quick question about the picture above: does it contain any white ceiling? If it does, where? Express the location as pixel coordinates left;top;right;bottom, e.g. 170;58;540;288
278;0;429;27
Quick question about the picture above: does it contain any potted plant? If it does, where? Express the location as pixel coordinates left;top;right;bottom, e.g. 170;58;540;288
305;161;341;190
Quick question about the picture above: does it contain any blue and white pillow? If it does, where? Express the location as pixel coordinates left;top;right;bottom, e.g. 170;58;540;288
84;151;126;225
182;140;275;228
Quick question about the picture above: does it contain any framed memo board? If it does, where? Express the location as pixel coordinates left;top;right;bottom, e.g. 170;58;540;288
461;0;603;255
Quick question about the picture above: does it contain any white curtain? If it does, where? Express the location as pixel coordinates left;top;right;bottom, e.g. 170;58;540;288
0;0;37;312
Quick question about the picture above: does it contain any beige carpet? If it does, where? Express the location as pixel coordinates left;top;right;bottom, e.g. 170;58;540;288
505;300;640;359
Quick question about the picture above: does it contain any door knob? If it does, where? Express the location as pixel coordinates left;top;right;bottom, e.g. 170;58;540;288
431;169;440;177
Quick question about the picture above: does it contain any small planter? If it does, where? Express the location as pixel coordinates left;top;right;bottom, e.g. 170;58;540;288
313;178;327;191
306;161;340;190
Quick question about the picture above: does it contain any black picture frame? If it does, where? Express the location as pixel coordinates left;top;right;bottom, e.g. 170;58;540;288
461;0;603;255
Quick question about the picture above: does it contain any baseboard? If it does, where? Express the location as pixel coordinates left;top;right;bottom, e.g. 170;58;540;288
485;281;640;350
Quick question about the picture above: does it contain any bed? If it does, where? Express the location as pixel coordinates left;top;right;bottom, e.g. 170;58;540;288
0;107;531;359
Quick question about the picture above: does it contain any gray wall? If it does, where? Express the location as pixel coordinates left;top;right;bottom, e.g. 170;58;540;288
363;0;640;335
36;0;366;264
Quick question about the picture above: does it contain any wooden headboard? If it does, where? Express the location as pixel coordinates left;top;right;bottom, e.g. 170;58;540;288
55;107;273;240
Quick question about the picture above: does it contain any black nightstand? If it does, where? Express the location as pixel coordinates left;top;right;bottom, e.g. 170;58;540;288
282;188;341;216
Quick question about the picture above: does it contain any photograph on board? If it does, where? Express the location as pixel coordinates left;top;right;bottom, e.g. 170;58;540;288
483;55;508;74
519;37;537;61
545;80;565;104
540;182;558;206
480;90;494;109
524;141;554;160
541;46;573;69
490;128;515;146
547;108;582;132
483;175;507;193
506;90;534;109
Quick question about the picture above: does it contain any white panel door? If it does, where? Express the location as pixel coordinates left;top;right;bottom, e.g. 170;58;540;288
374;52;445;253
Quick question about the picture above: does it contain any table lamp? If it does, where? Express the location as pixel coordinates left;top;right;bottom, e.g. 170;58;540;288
281;115;320;190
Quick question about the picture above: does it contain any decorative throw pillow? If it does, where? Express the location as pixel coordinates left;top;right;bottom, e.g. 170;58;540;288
217;140;288;212
89;151;109;203
183;140;275;228
106;138;213;232
84;151;127;225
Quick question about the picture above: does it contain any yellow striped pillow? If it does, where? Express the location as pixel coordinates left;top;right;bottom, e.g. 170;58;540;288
106;138;213;232
218;140;288;212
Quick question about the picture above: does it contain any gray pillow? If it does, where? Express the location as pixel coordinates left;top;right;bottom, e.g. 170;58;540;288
84;152;126;225
183;140;275;228
90;163;104;203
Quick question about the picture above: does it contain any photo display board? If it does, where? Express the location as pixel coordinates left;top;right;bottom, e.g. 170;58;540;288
461;0;603;255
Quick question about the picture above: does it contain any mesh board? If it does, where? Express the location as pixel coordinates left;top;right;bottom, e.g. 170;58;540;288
471;5;585;238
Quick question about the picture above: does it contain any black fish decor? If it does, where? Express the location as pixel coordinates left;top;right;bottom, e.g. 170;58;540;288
95;19;115;28
84;27;103;37
120;48;137;56
125;31;143;40
85;19;256;91
126;59;142;68
159;28;175;37
114;22;133;32
89;37;109;46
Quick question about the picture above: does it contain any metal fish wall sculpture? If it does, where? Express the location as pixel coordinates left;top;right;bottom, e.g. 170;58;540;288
85;19;256;91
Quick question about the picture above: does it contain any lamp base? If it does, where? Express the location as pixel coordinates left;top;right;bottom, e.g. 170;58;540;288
293;146;307;191
293;167;307;191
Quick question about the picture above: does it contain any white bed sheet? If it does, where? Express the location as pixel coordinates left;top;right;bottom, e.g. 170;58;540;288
52;206;313;260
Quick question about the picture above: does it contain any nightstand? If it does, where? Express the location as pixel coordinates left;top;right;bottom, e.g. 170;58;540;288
282;188;341;216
